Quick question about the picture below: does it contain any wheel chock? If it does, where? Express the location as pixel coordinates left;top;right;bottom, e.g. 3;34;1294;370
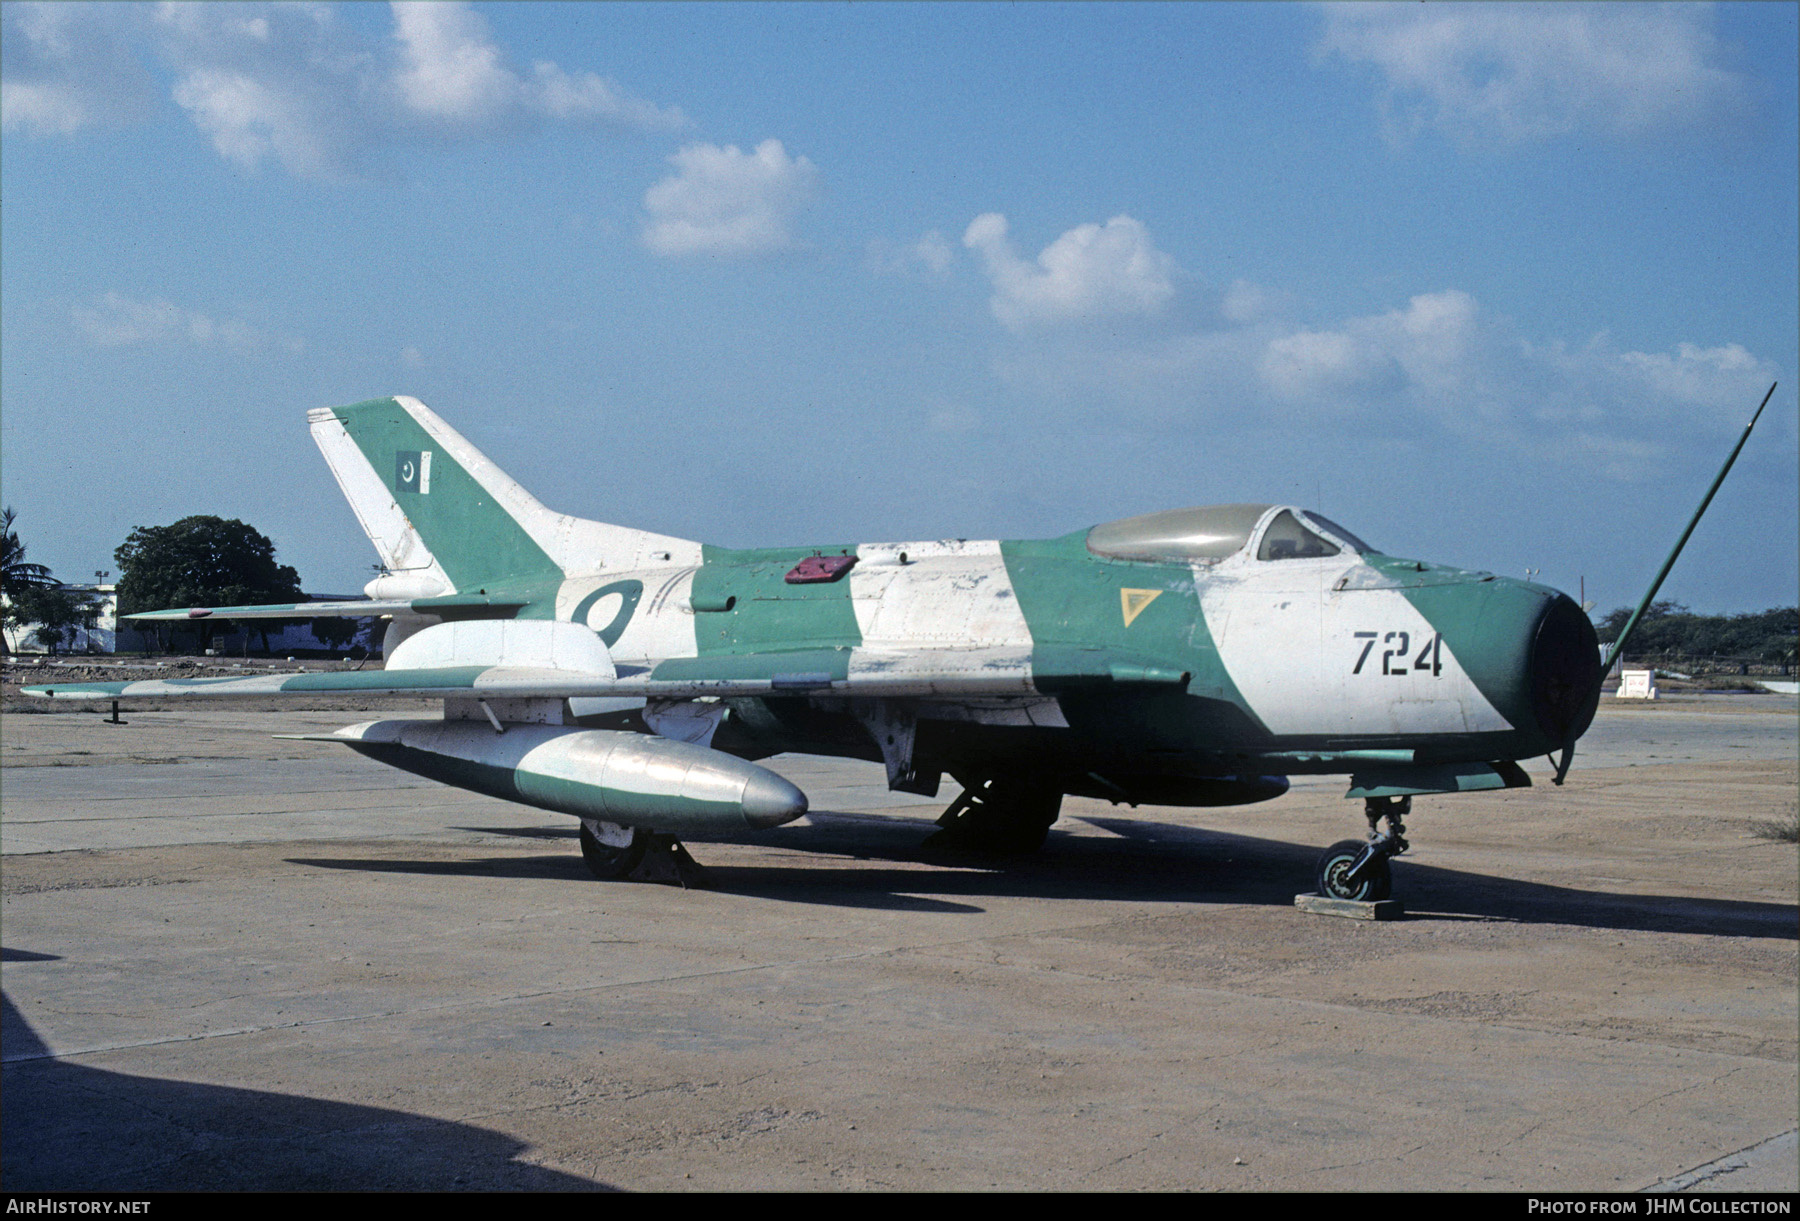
1294;893;1404;920
626;835;710;889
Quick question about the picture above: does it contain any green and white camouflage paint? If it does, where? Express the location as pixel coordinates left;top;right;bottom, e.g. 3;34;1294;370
29;395;1609;872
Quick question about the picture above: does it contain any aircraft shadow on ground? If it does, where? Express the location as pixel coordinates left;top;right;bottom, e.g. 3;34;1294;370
1;947;62;962
452;824;580;840
286;847;985;912
288;808;1796;939
0;992;608;1192
1088;820;1798;939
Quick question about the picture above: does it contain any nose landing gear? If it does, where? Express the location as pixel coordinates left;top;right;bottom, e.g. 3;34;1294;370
1316;795;1410;901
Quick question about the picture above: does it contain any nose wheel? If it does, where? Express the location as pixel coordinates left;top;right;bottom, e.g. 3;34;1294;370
1315;796;1409;901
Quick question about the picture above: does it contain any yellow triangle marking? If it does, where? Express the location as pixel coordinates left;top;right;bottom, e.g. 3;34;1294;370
1121;588;1161;628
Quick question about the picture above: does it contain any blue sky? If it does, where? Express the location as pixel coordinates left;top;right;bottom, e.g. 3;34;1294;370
3;1;1795;614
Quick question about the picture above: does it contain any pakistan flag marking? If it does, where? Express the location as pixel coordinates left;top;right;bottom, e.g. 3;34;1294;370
1121;588;1161;627
396;450;432;494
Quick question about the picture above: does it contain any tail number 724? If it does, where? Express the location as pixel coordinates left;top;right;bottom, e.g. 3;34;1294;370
1353;631;1443;677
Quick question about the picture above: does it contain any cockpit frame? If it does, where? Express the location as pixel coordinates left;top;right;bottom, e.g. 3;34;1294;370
1086;503;1371;566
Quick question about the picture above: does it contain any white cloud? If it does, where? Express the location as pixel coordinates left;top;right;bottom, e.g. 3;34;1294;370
72;291;302;353
528;60;683;129
172;67;343;177
1220;279;1280;324
867;230;956;277
1261;327;1391;401
1;3;158;135
0;78;99;137
912;231;955;274
641;139;819;257
2;2;683;178
1317;2;1748;143
390;2;684;131
1260;290;1479;401
1615;342;1768;410
985;281;1776;480
1252;289;1776;440
149;3;375;179
962;212;1176;332
390;0;513;124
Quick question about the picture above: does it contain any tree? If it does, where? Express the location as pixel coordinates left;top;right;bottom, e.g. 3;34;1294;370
311;616;359;656
1;507;54;596
1594;601;1684;645
1596;601;1799;665
12;585;99;655
115;517;304;653
1;507;58;654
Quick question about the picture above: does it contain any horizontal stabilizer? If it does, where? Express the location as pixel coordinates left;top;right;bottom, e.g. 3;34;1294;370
25;668;611;701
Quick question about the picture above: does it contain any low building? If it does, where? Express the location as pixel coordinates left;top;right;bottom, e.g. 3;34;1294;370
2;583;118;654
3;586;377;656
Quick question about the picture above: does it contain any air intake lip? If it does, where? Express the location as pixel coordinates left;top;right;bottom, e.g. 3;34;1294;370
1530;594;1602;744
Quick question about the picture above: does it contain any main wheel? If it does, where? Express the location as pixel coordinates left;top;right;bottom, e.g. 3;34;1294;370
1316;839;1392;901
579;819;649;880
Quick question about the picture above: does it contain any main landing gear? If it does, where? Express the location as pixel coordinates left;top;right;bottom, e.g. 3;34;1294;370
1315;796;1410;902
578;818;707;887
924;776;1063;855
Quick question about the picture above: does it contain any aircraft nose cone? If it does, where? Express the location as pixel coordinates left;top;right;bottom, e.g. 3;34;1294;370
1530;594;1602;743
740;771;809;829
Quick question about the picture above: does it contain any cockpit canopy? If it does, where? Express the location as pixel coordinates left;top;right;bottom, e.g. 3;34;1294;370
1086;504;1372;564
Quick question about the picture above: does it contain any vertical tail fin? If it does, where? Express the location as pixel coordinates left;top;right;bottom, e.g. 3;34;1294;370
309;397;700;598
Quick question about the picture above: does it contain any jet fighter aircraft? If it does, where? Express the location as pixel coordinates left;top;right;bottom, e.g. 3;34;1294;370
26;389;1771;898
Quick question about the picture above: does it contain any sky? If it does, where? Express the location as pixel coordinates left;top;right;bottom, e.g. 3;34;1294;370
3;1;1795;615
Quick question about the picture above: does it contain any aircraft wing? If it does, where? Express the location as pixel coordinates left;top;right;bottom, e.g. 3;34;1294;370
22;644;1189;702
123;594;529;621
